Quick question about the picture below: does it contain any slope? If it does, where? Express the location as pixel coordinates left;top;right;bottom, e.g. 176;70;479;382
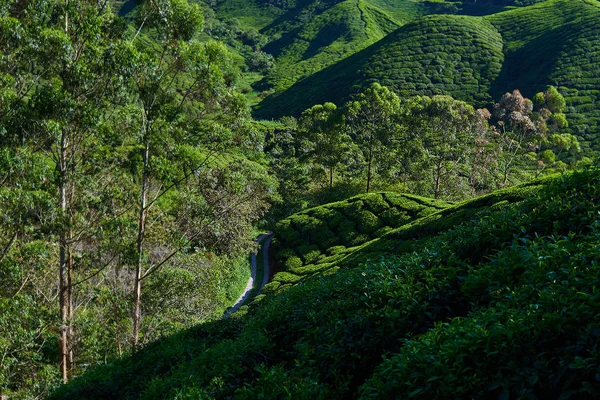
51;168;600;399
255;0;600;155
265;192;451;295
258;0;406;93
255;13;505;116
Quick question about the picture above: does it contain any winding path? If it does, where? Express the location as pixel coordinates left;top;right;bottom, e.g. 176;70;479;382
223;232;273;318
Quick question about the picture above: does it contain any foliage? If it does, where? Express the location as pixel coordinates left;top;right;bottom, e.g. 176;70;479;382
254;0;600;156
270;191;450;289
0;0;273;395
50;169;600;399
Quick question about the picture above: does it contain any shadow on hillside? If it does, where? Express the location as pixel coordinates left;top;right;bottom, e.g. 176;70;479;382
253;24;407;119
50;317;245;400
491;24;570;98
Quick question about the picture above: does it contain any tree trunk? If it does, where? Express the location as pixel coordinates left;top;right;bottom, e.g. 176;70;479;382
329;166;334;189
366;143;373;193
58;132;70;384
433;163;442;199
132;140;150;348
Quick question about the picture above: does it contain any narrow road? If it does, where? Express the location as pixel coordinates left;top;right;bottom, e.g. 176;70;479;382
223;232;273;318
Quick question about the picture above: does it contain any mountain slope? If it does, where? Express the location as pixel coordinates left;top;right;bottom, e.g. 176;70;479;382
255;13;505;116
51;168;600;399
259;0;404;93
255;0;600;154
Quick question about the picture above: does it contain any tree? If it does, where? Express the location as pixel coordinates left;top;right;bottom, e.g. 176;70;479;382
14;0;133;381
493;87;578;184
345;83;404;193
493;89;538;186
298;102;358;189
126;0;258;347
406;95;484;199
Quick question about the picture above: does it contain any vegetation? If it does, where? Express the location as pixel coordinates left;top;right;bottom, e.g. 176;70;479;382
2;0;599;396
255;0;600;156
268;192;450;294
0;0;274;396
51;168;600;399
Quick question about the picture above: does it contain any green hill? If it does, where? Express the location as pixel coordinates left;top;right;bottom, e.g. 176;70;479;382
255;13;505;115
266;192;451;295
255;0;600;155
257;0;406;93
51;168;600;399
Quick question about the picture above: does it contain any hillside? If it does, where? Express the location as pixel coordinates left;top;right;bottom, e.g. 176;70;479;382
266;192;451;295
257;0;404;93
51;168;600;399
254;0;600;155
216;0;426;94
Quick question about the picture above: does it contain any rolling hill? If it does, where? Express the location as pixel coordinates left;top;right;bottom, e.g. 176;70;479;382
254;0;600;155
51;168;600;399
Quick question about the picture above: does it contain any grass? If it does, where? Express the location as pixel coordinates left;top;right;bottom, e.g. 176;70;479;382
50;168;600;399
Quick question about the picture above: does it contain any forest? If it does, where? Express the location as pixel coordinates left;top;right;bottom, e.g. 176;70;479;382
0;0;599;398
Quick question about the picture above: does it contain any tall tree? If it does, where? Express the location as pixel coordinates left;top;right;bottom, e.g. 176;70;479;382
345;83;404;193
298;102;357;189
127;0;252;347
493;89;538;186
406;95;484;199
14;0;132;381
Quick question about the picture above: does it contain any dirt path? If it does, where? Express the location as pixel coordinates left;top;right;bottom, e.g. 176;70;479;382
223;232;273;319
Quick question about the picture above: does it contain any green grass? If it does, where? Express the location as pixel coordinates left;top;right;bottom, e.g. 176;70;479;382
254;0;600;155
50;168;600;399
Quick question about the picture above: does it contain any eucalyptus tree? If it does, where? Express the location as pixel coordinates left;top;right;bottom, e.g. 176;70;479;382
298;102;358;189
493;89;538;186
126;0;256;347
406;95;485;199
3;0;135;382
345;83;405;193
493;87;577;184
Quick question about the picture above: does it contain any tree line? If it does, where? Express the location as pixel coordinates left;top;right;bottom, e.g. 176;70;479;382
267;83;584;219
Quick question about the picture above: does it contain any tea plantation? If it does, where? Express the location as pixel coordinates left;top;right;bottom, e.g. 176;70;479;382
51;168;600;399
266;192;450;295
255;0;600;155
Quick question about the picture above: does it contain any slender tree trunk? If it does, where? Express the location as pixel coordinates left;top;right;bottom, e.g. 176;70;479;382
366;143;373;193
66;224;74;379
433;163;442;199
329;166;334;189
132;140;150;348
58;132;70;384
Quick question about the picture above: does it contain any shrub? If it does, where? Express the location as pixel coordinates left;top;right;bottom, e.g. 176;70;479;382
261;281;281;294
273;272;302;284
362;193;389;214
355;210;382;235
283;256;303;271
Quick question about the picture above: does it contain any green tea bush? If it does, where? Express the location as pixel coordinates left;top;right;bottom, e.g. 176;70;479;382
53;170;600;399
297;244;321;263
273;272;303;284
355;210;382;234
284;256;303;270
261;280;281;294
361;193;390;214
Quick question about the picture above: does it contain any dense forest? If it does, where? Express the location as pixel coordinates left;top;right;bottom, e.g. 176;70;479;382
0;0;599;398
